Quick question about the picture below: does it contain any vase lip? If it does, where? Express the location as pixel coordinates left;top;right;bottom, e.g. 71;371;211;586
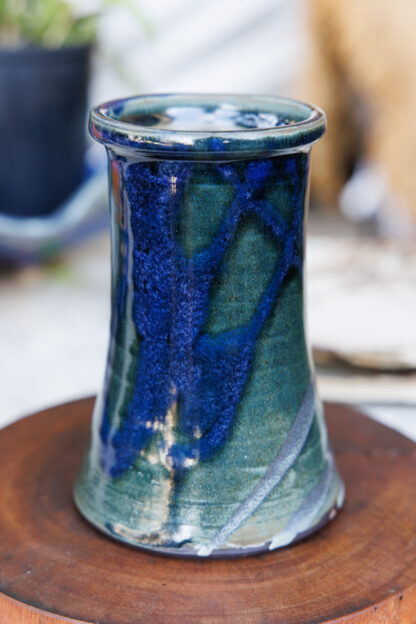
89;93;326;158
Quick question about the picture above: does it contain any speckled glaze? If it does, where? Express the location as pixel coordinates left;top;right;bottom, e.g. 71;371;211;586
74;94;344;557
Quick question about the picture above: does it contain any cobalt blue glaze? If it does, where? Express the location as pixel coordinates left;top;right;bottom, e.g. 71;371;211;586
74;94;344;556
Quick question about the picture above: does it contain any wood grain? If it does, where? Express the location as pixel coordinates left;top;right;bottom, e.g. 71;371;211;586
0;398;415;624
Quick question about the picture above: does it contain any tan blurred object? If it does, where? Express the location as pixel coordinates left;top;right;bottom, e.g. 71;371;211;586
302;0;416;222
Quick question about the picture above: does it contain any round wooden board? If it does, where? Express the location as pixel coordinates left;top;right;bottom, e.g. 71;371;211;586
0;398;415;624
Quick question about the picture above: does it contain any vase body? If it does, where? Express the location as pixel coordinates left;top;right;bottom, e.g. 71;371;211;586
74;94;344;556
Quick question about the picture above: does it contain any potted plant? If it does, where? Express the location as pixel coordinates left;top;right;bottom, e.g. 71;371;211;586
0;1;102;218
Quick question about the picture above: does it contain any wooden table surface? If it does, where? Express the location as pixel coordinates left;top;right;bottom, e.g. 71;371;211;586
0;398;415;624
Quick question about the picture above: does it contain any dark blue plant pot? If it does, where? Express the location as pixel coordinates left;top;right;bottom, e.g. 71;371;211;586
74;94;345;557
0;45;90;217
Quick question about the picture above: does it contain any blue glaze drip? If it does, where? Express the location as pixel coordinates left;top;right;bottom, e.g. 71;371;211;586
100;153;308;478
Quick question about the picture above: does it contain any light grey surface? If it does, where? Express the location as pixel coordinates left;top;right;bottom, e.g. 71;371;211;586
357;404;416;442
308;235;416;370
0;235;110;428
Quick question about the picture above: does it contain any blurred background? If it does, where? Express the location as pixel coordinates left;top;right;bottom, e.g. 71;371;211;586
1;0;415;439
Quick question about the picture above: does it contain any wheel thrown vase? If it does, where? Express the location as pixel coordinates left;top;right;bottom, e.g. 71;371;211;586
74;94;345;557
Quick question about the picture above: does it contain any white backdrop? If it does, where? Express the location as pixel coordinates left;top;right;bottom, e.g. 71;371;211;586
90;0;305;101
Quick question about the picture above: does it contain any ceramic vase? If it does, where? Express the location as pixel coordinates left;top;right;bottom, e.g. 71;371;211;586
74;94;344;557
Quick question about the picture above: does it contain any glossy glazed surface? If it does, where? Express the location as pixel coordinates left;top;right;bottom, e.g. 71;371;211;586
75;95;343;556
89;93;325;156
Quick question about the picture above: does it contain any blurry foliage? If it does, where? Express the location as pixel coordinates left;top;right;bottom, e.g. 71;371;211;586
0;0;153;48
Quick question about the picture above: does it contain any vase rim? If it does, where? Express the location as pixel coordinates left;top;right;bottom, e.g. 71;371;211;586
89;93;326;158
